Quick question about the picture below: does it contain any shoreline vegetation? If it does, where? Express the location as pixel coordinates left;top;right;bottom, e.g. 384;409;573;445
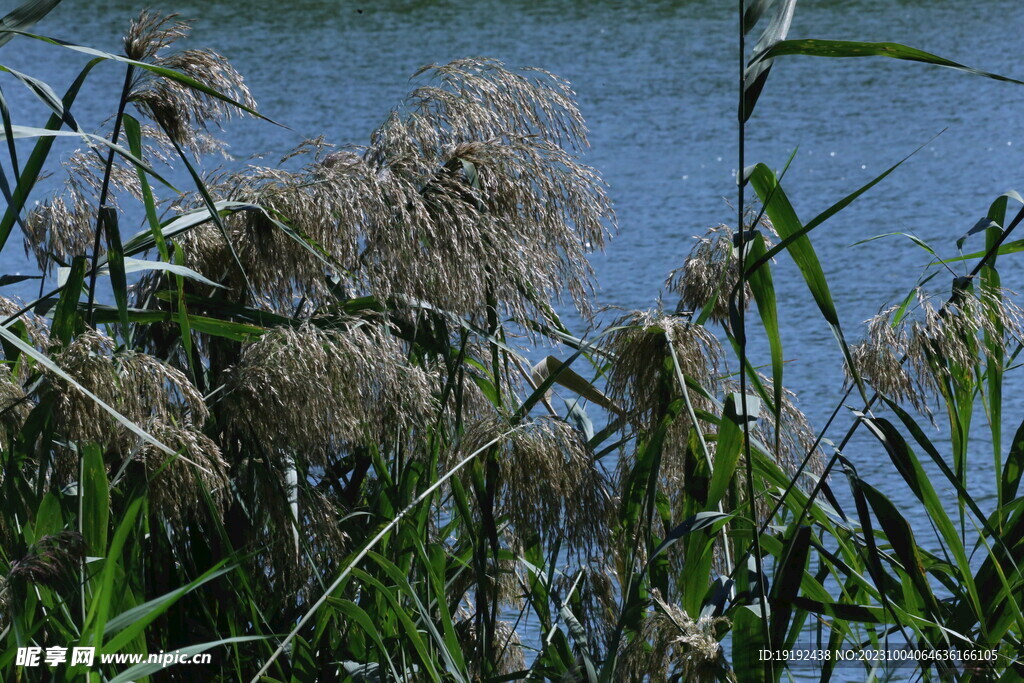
2;1;1024;680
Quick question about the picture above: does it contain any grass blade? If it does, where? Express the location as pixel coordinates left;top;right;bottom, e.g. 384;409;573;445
0;57;99;252
743;0;796;120
747;163;865;398
755;39;1024;87
100;207;130;341
0;0;61;49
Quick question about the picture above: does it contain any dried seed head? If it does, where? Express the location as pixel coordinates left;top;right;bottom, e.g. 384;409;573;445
23;150;141;273
358;58;614;326
605;309;720;434
667;219;774;323
604;311;721;524
0;296;49;351
667;224;746;323
138;59;611;326
221;321;435;466
619;591;732;683
850;304;927;411
230;457;349;599
125;11;256;152
849;284;1024;412
124;11;189;62
408;59;590;150
0;365;30;436
552;564;619;656
7;531;85;594
137;419;230;522
171;150;367;310
456;618;526;679
605;311;821;576
456;414;613;556
47;329;207;458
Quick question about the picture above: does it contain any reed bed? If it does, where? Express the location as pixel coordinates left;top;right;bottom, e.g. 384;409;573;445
1;1;1024;681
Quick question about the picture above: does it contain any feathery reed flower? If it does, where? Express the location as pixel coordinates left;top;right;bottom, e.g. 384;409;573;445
849;284;1024;412
23;150;141;273
667;218;776;323
166;144;367;310
604;310;721;533
358;58;613;325
43;329;213;513
456;618;527;679
667;224;746;323
455;414;613;555
49;329;207;452
619;591;732;682
136;419;229;521
604;310;821;577
0;296;49;351
7;531;85;595
605;309;721;433
0;365;29;435
141;58;611;328
221;321;435;465
125;11;256;152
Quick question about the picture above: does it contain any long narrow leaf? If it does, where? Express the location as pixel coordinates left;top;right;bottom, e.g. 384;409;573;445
0;57;99;251
755;39;1024;88
743;0;796;119
0;0;61;49
748;163;864;397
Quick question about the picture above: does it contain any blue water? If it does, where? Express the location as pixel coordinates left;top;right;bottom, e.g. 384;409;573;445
4;0;1024;676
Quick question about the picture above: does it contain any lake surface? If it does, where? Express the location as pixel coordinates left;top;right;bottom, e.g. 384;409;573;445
4;0;1024;674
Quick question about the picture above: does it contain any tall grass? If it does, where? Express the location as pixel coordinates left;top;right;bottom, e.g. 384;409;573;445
2;1;1024;681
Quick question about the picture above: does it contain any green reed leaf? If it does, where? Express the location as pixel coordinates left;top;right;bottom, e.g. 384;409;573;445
769;524;811;650
51;254;85;347
707;393;758;508
0;0;61;49
80;443;108;557
0;58;98;252
755;39;1024;88
743;0;796;120
106;636;266;683
748;163;865;398
100;207;129;342
745;232;783;441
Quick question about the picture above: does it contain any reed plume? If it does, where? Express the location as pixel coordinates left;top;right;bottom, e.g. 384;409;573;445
220;320;435;466
455;414;613;556
850;284;1024;412
618;590;732;683
667;216;775;322
456;618;526;678
605;309;720;435
125;11;255;152
23;150;141;273
361;58;613;325
6;531;86;599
